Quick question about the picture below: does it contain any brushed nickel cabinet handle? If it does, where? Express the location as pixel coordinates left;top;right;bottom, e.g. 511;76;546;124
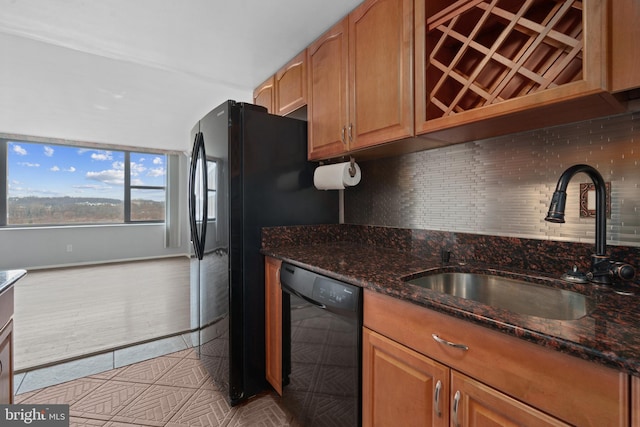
453;390;461;427
348;123;353;142
434;379;442;417
432;333;469;351
341;127;346;144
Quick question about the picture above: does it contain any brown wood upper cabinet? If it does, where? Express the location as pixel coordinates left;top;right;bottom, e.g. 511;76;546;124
253;76;275;114
609;0;640;93
307;17;349;160
414;0;626;144
275;51;307;116
308;0;414;160
254;51;307;117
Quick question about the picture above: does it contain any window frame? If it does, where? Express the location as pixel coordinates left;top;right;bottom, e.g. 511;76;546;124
124;151;168;224
1;137;169;227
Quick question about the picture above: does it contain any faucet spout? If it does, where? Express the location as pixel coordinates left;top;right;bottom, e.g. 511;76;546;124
545;164;606;256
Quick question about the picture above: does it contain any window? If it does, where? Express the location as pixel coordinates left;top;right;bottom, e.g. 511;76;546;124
2;139;166;226
127;152;167;222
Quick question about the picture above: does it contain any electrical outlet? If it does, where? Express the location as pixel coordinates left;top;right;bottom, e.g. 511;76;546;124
66;244;73;252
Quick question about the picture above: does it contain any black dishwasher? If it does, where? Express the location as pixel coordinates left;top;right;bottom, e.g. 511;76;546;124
280;262;362;427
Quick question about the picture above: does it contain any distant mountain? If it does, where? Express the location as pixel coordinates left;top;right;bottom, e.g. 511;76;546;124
8;196;164;224
8;196;123;206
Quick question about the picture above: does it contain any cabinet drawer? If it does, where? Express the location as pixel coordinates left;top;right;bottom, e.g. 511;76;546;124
364;290;628;427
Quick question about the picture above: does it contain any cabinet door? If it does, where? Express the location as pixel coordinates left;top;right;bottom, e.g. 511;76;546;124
610;0;640;92
451;371;570;427
264;257;282;395
276;50;307;116
349;0;414;151
363;327;449;427
307;17;349;160
253;76;275;114
0;320;13;404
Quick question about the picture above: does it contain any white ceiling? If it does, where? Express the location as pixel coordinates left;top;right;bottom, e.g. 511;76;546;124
0;0;362;152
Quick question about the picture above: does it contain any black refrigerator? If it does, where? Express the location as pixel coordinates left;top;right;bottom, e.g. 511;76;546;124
188;100;338;405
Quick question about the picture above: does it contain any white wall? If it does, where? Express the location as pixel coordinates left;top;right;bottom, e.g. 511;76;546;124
1;223;188;270
0;32;251;153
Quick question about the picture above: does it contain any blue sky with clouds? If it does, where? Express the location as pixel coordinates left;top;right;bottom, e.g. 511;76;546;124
8;141;166;200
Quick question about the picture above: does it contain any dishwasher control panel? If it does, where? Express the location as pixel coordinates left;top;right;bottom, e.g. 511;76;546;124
312;277;359;312
280;262;361;314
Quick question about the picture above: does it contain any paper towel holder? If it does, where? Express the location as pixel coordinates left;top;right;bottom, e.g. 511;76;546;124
318;156;357;177
348;156;357;178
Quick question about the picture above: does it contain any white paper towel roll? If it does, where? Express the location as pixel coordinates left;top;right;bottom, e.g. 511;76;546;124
313;161;361;190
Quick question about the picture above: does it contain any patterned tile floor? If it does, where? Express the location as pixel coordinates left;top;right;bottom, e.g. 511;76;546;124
15;348;298;427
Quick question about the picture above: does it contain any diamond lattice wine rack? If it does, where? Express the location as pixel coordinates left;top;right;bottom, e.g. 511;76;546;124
426;0;585;121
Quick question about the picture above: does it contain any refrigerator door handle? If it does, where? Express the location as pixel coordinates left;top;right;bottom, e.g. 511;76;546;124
188;132;201;260
189;131;208;260
198;134;209;259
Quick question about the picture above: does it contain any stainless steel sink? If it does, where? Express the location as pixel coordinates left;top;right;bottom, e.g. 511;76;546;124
404;272;594;320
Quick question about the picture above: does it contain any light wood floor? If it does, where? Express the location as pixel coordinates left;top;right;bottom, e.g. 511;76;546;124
14;257;191;371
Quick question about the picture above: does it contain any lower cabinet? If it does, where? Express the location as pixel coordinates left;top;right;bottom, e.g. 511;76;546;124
363;290;629;427
0;319;13;404
363;328;569;427
633;376;640;427
264;256;283;395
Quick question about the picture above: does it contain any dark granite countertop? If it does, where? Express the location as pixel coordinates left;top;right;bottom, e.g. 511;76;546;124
262;238;640;377
0;269;26;295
